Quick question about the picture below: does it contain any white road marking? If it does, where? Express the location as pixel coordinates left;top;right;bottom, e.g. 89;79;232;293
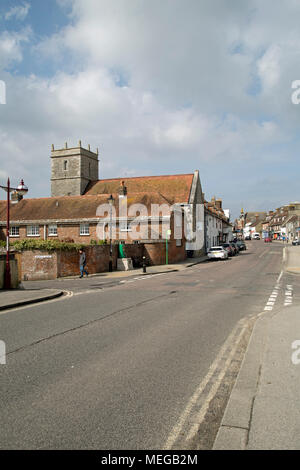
277;270;283;283
163;318;248;449
166;251;287;448
284;284;293;307
263;270;283;312
184;322;248;443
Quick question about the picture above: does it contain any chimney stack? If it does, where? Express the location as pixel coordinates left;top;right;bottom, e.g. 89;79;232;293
11;190;23;204
119;180;127;196
215;198;222;210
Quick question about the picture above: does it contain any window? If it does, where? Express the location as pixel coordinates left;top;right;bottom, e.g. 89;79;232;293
120;220;132;232
64;160;68;171
48;224;57;237
11;226;19;237
27;225;40;237
80;223;90;236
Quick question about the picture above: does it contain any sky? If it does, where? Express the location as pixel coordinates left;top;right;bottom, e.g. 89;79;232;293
1;0;300;220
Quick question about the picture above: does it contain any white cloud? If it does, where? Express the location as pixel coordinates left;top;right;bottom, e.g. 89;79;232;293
4;2;30;21
257;45;281;92
0;28;31;69
1;0;300;218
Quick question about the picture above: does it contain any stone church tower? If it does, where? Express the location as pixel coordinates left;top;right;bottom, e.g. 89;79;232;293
51;141;99;197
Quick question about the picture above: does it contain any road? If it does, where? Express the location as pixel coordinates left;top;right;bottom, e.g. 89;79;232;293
0;240;294;449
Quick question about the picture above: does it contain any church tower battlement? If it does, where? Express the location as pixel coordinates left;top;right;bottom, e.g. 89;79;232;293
51;141;99;197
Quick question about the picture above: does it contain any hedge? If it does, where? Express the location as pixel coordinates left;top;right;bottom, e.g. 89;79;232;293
0;239;107;252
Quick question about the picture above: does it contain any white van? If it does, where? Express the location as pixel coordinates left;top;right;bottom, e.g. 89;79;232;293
252;232;260;240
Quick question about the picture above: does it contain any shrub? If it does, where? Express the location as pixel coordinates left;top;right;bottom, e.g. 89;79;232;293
10;239;87;252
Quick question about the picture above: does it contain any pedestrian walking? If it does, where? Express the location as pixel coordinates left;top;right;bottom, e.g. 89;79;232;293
79;249;89;278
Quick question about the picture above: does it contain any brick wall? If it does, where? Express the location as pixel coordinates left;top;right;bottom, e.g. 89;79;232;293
120;243;144;267
143;240;186;266
17;239;186;281
20;250;58;281
57;245;119;277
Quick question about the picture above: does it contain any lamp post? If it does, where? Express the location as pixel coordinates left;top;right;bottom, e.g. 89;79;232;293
0;178;28;289
166;229;171;265
108;194;114;272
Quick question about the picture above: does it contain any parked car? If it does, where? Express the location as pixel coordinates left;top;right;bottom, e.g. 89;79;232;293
264;237;272;243
207;246;229;260
292;239;300;246
221;243;235;256
245;235;251;240
230;242;239;255
252;233;260;240
236;240;247;251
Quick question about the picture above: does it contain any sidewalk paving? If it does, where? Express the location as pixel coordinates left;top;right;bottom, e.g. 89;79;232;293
284;245;300;274
213;249;300;450
41;255;209;281
0;289;64;311
213;303;300;449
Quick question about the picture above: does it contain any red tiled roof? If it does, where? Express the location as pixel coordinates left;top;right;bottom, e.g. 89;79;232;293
0;192;177;223
205;203;229;222
85;174;194;203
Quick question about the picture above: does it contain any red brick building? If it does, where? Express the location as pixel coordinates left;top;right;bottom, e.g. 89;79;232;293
0;143;206;255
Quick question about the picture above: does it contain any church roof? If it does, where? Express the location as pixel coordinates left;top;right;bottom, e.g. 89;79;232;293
85;174;194;203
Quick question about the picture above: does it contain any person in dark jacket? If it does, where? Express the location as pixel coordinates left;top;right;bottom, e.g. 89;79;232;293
79;249;89;278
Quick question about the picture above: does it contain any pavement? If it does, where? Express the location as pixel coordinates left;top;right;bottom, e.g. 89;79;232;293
47;255;209;280
213;244;300;450
0;255;208;310
284;244;300;274
0;289;64;311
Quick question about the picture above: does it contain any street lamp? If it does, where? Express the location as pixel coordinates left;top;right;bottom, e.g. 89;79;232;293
0;178;28;289
166;229;171;265
108;194;114;272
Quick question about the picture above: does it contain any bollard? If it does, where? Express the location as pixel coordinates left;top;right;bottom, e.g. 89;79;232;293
142;256;146;273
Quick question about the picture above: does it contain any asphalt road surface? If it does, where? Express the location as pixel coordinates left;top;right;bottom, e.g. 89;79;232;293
0;240;294;449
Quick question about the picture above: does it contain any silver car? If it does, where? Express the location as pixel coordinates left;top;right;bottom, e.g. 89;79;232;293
207;246;229;260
